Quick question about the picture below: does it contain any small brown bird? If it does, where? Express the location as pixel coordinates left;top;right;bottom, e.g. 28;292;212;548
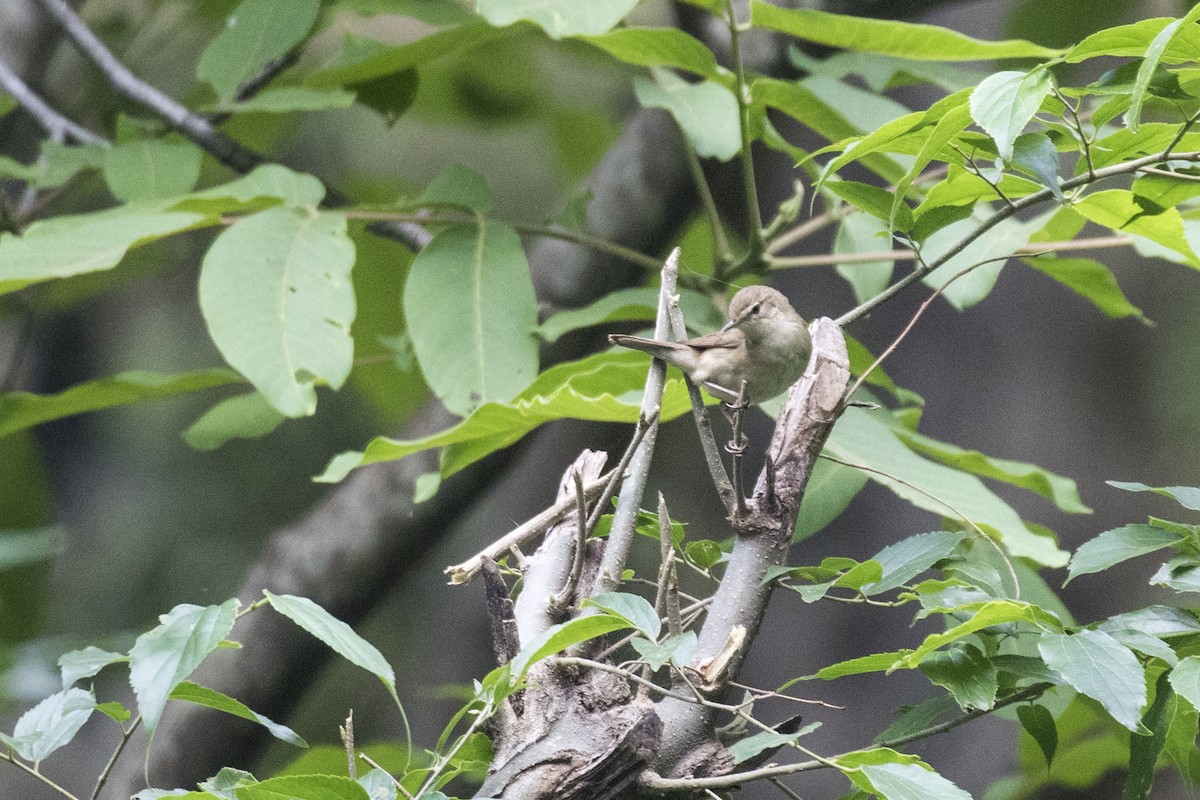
608;285;812;404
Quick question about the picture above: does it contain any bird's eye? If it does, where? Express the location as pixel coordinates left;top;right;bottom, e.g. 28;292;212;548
750;303;761;315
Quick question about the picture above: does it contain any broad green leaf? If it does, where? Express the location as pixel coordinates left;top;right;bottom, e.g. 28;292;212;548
0;140;106;189
729;723;821;764
477;0;637;38
1152;559;1200;592
404;221;537;415
60;646;126;688
132;791;210;800
863;531;966;596
0;369;239;440
895;429;1091;514
129;599;240;735
1011;132;1063;200
183;391;287;451
0;687;95;761
201;767;257;796
634;70;739;161
536;287;723;343
170;681;307;747
750;1;1060;60
418;164;494;213
631;632;697;671
1074;190;1200;267
187;164;325;208
1022;256;1146;320
104;140;203;202
834;212;895;304
794;457;870;542
856;761;972;800
1125;5;1200;132
307;24;495;87
1017;704;1057;767
684;540;723;570
918;643;997;710
887;98;973;226
235;774;370;800
579;27;732;86
1169;656;1200;710
902;600;1063;668
1066;524;1183;584
811;651;910;680
1065;17;1200;64
1102;606;1200;639
825;181;912;230
199;207;356;417
1102;628;1178;666
264;592;398;700
1038;630;1147;732
1125;671;1174;800
316;350;695;485
1108;480;1200;511
509;614;633;678
210;86;357;114
197;0;321;100
583;592;661;639
921;213;1044;309
969;69;1054;161
0;204;208;295
0;526;62;570
348;68;419;126
826;407;1069;566
875;693;958;744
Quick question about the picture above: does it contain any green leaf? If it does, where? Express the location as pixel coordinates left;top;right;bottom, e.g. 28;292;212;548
811;650;910;680
634;70;739;162
1010;132;1063;200
59;646;126;688
129;599;240;735
834;213;895;305
1169;656;1200;710
1022;256;1146;321
0;204;209;295
316;350;696;485
579;27;732;86
1102;606;1200;639
0;526;63;570
750;1;1060;60
631;632;696;671
199;208;356;417
685;539;724;570
1017;703;1057;767
968;69;1054;162
349;68;419;126
307;24;496;88
1124;671;1175;800
418;164;494;213
794;457;870;542
197;0;321;101
583;592;661;639
855;761;972;800
825;181;912;231
104;140;203;202
919;214;1037;309
826;407;1069;566
903;600;1064;668
183;391;287;451
509;614;633;678
1074;190;1200;268
863;531;966;596
403;221;537;415
1107;480;1200;511
894;429;1091;514
536;287;723;343
477;0;637;38
1066;524;1183;584
1125;5;1200;132
264;592;398;701
0;687;95;761
170;681;307;747
1038;630;1147;732
211;86;357;114
0;369;239;440
187;164;326;208
234;774;370;800
1152;559;1200;592
1065;17;1200;64
918;643;997;711
729;723;822;764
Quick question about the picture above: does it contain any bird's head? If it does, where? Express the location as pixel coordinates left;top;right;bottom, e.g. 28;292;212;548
721;285;801;341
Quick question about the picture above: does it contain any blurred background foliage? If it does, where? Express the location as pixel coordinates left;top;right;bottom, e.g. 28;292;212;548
2;0;1200;798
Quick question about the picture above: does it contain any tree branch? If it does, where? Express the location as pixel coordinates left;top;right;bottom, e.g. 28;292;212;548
0;57;106;146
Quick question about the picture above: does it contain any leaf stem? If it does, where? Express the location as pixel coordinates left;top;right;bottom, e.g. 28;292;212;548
726;0;765;265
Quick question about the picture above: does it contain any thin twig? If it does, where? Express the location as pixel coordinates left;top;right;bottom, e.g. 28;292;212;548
726;0;764;262
359;752;413;799
586;410;657;532
1054;87;1094;178
1;751;83;800
684;142;732;269
0;58;106;146
768;235;1133;269
90;713;141;800
765;210;838;255
551;471;590;608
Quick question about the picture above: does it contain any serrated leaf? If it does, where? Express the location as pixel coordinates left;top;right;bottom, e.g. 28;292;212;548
183;391;287;451
863;531;966;596
129;599;240;735
918;643;997;710
969;69;1054;161
750;1;1060;61
235;774;370;800
0;368;239;440
1066;17;1200;64
634;70;739;161
264;592;397;701
903;600;1063;668
895;429;1090;515
1169;656;1200;710
169;681;307;747
477;0;637;38
1022;256;1146;321
1010;132;1062;199
199;207;356;417
1017;704;1057;767
729;723;821;764
685;539;723;570
631;632;696;671
509;614;633;678
197;0;321;101
404;221;537;415
1038;630;1147;732
584;592;660;639
1066;524;1183;584
579;27;731;85
1125;671;1174;800
104;140;203;202
1107;481;1200;511
1125;5;1200;132
0;687;95;761
59;646;126;689
856;761;972;800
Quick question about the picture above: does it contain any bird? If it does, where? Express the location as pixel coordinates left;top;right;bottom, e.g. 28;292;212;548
608;285;812;405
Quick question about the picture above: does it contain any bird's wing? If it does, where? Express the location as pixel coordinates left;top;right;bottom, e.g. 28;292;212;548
683;330;743;350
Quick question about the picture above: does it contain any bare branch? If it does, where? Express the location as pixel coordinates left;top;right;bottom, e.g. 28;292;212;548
0;57;106;146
